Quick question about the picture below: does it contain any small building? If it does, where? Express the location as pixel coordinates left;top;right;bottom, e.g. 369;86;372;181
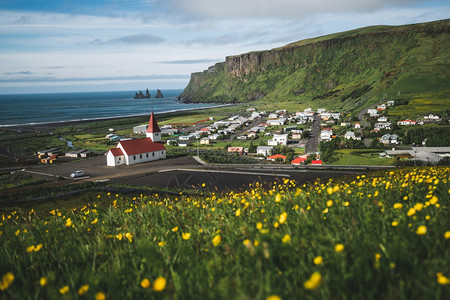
311;160;323;165
377;116;388;122
257;146;273;157
387;100;395;106
228;147;244;154
268;134;288;146
65;149;90;158
200;138;210;145
397;119;417;126
380;134;399;145
291;157;307;165
268;154;286;161
354;122;361;129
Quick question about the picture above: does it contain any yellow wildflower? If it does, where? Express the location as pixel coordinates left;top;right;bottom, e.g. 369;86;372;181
430;196;438;205
437;273;450;285
334;244;344;253
414;203;424;211
15;229;20;236
34;244;43;252
275;193;281;203
0;272;14;291
172;226;178;232
391;221;399;227
26;245;35;253
59;285;69;294
91;218;98;224
322;208;329;214
393;203;403;209
78;284;89;295
153;276;166;292
65;218;72;227
95;292;106;300
39;277;47;286
273;222;279;228
304;272;322;290
327;200;333;207
125;232;133;242
182;232;191;240
158;241;166;247
141;278;151;288
235;208;241;217
212;235;221;247
416;225;427;235
279;212;287;224
343;201;350;207
407;208;416;217
326;187;333;195
282;234;291;243
313;256;323;265
267;295;281;300
256;222;263;230
445;231;450;239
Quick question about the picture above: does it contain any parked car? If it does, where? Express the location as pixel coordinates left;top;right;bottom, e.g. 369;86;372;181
70;170;85;178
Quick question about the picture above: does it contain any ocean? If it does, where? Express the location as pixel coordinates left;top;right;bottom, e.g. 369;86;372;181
0;89;220;127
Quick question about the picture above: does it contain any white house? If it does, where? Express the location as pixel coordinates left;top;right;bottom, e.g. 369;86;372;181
267;118;286;126
344;131;356;140
268;113;278;119
257;146;273;156
387;100;395;106
397;119;417;126
380;134;399;145
107;112;166;167
374;122;391;130
268;134;288;146
377;116;388;122
367;109;379;117
354;122;361;129
320;129;333;141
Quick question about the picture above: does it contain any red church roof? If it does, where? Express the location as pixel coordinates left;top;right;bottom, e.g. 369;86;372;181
109;148;124;157
146;112;161;133
118;138;166;156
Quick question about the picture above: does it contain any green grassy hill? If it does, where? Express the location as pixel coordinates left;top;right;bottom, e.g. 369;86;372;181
180;19;450;114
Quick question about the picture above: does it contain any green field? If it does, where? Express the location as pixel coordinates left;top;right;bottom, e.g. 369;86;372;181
0;167;449;299
332;149;396;166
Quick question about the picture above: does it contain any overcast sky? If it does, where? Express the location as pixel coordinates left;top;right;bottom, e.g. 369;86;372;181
0;0;448;94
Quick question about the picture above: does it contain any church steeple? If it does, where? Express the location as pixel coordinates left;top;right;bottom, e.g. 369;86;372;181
146;110;161;142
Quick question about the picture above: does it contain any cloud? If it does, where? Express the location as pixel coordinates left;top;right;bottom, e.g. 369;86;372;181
167;0;427;19
0;74;189;83
91;33;166;45
160;59;220;64
4;71;33;75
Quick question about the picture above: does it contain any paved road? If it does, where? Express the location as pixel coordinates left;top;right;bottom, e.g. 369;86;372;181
17;155;368;193
305;114;321;154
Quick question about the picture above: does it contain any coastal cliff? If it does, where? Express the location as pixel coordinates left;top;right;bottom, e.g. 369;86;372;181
180;19;450;110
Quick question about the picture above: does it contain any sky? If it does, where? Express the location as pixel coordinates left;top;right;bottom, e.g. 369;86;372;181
0;0;449;94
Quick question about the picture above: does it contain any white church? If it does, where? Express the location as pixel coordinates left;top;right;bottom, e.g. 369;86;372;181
106;112;167;166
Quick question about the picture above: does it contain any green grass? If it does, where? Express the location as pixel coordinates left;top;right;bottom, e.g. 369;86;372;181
0;167;448;299
332;149;396;166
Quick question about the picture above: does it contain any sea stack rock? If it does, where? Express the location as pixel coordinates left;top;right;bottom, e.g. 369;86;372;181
134;89;151;99
155;89;164;98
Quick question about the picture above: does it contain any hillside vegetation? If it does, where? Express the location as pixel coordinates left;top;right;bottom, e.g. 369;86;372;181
180;19;450;113
0;167;449;299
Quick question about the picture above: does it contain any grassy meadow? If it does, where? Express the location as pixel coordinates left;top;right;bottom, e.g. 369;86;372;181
0;166;449;299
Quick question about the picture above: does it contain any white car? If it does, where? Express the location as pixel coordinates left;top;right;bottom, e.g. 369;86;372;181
70;170;85;178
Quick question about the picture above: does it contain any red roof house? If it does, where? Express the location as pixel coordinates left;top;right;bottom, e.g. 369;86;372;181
311;160;323;165
267;154;287;161
291;157;307;165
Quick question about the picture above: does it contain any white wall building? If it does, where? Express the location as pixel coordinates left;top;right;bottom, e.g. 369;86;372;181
268;134;288;146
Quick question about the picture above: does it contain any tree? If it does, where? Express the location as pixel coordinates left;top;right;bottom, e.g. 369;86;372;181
248;142;257;153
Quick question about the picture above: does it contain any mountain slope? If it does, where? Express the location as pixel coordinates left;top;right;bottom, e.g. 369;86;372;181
180;19;450;112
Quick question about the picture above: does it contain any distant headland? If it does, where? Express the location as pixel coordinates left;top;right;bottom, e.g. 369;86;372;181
134;89;164;99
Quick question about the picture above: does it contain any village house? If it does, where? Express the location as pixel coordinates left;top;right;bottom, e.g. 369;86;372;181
423;114;441;121
267;154;286;162
374;122;391;131
354;122;361;129
267;118;287;126
387;100;395;106
320;128;333;141
107;112;166;167
228;147;244;154
380;134;399;145
199;137;210;145
257;146;273;157
377;116;388;122
377;104;387;111
397;119;417;126
367;109;379;117
268;134;288;146
291;157;307;165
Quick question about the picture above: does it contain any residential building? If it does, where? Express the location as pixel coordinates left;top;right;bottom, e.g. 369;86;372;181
397;120;417;126
257;146;273;156
268;134;288;146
